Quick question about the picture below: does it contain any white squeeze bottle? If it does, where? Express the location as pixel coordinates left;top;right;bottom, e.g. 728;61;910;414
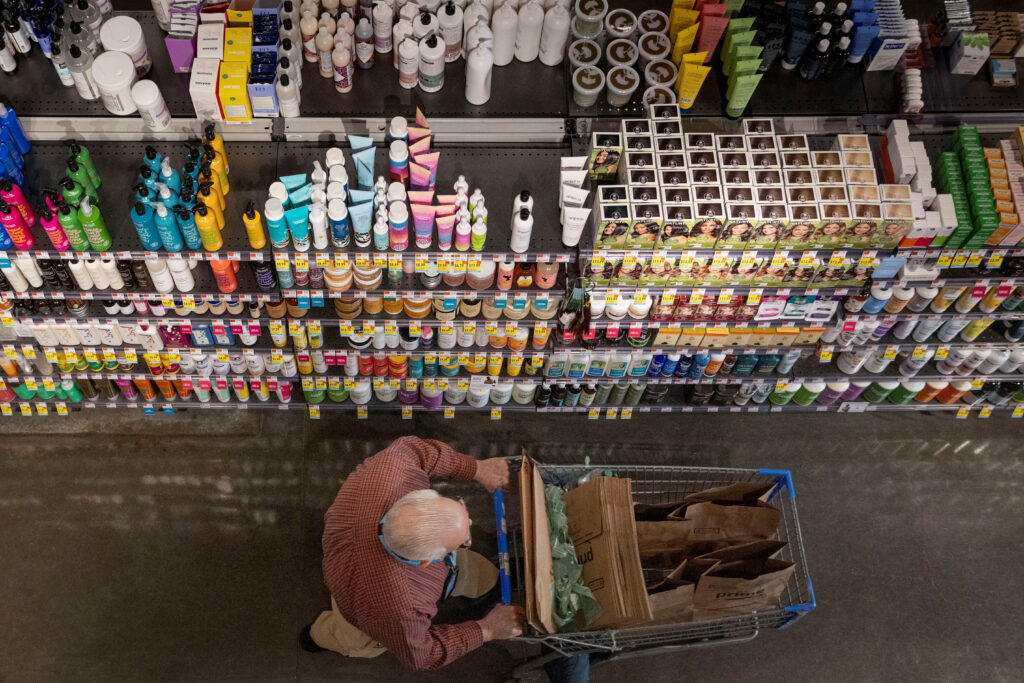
316;27;335;77
67;43;101;100
322;0;340;18
463;0;490;56
438;1;464;62
373;1;393;53
413;10;439;39
279;38;303;86
332;44;353;92
276;74;302;117
490;2;517;66
538;3;569;65
300;10;319;61
515;0;543;62
397;37;419;89
418;33;445;92
465;18;493;56
465;36;493;104
336;13;355;49
319;12;337;35
392;19;414;67
510;208;532;252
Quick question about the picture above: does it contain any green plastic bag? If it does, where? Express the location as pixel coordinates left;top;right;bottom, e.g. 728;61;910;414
545;485;602;631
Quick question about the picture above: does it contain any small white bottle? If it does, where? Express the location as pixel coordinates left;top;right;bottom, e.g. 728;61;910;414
310;203;329;249
418;34;445;92
413;10;440;39
300;10;319;61
538;3;569;65
276;74;302;117
131;79;171;130
397;37;419;89
392;19;414;68
66;43;101;101
514;0;543;62
465;36;493;105
490;2;517;66
510;208;533;252
373;1;393;52
318;11;337;35
48;42;76;86
332;45;354;92
438;1;464;62
316;27;335;78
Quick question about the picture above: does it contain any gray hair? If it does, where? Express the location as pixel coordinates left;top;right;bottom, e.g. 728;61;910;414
382;489;464;562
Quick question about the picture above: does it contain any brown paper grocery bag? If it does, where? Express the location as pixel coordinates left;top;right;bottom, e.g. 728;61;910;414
680;501;781;544
690;540;795;620
519;457;557;634
646;562;695;624
682;482;777;505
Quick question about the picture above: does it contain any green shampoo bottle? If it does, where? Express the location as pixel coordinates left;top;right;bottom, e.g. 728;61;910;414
66;140;101;189
57;201;92;251
77;196;112;251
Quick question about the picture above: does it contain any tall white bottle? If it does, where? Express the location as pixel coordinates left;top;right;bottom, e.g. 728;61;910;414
465;37;493;105
514;0;543;62
537;3;569;65
490;1;517;66
418;34;445;93
463;0;490;56
438;1;464;62
465;19;493;55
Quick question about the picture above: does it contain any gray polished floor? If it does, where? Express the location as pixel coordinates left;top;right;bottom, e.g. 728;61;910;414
1;409;1022;682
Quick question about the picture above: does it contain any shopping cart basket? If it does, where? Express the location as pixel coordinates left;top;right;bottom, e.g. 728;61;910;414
492;458;816;676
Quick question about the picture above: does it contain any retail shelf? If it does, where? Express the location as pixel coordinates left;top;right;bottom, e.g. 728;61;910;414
279;250;575;265
586;318;831;330
540;402;1018;415
584;247;886;260
877;274;1024;288
896;247;1024;261
843;310;1023;322
282;286;561;300
833;327;1024;353
745;64;871;118
589;283;859;296
574;341;820;353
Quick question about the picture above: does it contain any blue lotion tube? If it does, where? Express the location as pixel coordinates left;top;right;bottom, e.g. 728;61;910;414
782;28;815;69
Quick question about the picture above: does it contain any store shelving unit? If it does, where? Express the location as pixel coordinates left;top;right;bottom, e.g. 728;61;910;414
2;6;1024;417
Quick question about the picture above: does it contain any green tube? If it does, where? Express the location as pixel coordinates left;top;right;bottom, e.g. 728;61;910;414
77;196;112;251
67;140;101;189
725;73;763;119
67;159;99;200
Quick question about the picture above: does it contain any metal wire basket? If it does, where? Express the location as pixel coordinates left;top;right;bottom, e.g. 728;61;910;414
494;458;816;659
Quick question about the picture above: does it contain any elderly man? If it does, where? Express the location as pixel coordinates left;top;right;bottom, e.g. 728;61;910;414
301;436;524;671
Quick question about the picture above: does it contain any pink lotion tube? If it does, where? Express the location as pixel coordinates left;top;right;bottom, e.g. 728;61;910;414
435;203;457;218
697;13;730;64
411;204;437;248
436;214;456;250
0;203;33;250
409;162;431;191
413;152;441;190
409;136;431;155
407;126;431;142
38;206;71;250
0;181;36;227
408;190;435;205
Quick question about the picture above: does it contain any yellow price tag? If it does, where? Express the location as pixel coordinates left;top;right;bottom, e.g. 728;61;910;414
362;321;375;336
970;380;984;389
274;255;290;270
588;407;600;419
216;350;229;362
591;254;606;268
103;349;117;362
357;406;368;418
441;324;454;335
770;253;788;268
439;354;452;364
355;255;371;268
858;253;876;268
294;255;309;271
328;377;340;389
739;252;756;269
404;378;417;391
819;349;833;362
389;379;401;389
373;254;387;268
951;253;968;267
384;322;398;336
301;377;313;390
83;349;99;362
309;405;320;419
44;349;59;362
402;406;413;419
288;320;301;336
979;405;992;418
143;352;159;364
490;407;501;420
689;289;705;305
315;377;327;389
620;407;632;419
504;322;518;336
315;253;330;267
711;252;728;268
410;323;422;336
4;346;17;359
24;379;37;390
334;255;350;270
650;252;666;268
423;380;436;391
36;403;49;416
966;253;983;267
344;379;357;389
883;346;898;359
485;322;498;335
182;295;196;310
1;404;11;415
20;346;35;359
20;404;31;416
462;322;476;335
604;291;620;305
936;253;953;267
456;379;468;390
606;407;618;419
125;349;138;363
934;347;949;360
828;253;845;268
633;292;648;305
444;407;455;419
42;377;55;390
339;322;353;336
56;403;68;416
532;356;544;367
388;254;402;271
621;255;637;268
467;257;482;272
956;407;970;418
660;290;676;306
775;379;788;391
308;322;321;335
911;347;926;359
436;257;450;273
414;255;429;272
1013;406;1024;418
717;290;732;305
161;295;175;309
988;252;1005;267
269;321;284;335
271;349;283;364
746;289;763;305
798;252;815;267
452;257;467;273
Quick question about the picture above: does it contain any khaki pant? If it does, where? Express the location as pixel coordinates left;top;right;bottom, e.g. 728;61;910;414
311;549;498;657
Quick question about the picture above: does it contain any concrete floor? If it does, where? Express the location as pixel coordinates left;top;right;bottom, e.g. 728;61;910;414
1;410;1022;682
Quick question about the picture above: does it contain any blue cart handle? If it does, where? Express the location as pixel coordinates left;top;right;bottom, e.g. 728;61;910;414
493;491;512;605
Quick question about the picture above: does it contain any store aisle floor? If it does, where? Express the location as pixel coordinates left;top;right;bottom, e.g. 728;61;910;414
1;411;1021;682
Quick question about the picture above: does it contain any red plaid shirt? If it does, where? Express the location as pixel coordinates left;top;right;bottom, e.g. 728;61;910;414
322;437;483;671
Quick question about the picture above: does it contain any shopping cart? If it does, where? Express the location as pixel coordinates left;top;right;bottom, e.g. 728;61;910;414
492;458;816;679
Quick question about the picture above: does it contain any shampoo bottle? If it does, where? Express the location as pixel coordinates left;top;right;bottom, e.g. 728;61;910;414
490;2;517;66
465;36;493;104
514;0;543;62
538;3;569;65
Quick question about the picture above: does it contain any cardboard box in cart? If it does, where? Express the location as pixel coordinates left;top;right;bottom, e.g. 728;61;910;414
519;458;653;634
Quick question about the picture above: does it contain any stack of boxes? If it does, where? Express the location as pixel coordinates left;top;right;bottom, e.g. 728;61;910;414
189;7;280;122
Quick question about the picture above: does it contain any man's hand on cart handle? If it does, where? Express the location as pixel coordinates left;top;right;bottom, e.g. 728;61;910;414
474;458;510;493
478;604;524;642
